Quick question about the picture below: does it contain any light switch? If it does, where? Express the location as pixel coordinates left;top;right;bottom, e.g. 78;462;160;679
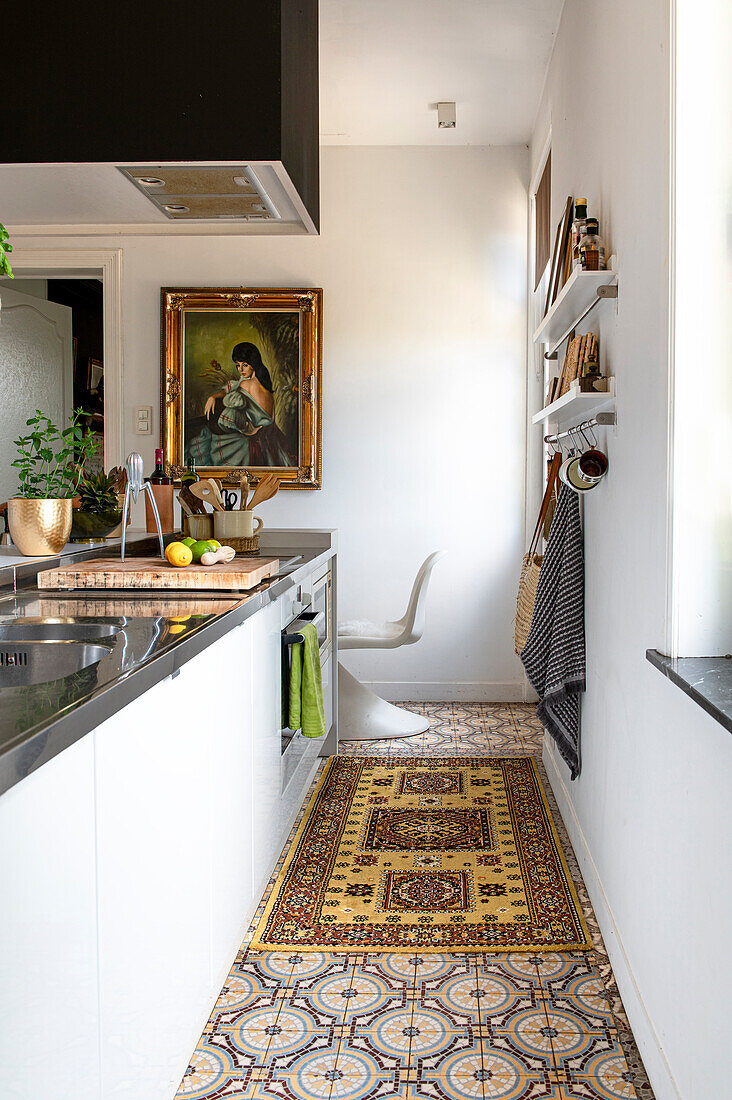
135;406;152;435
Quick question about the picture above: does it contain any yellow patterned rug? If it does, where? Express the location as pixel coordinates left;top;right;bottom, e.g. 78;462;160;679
251;757;591;952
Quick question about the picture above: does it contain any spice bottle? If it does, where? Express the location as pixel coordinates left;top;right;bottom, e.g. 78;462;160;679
571;198;588;268
578;219;606;271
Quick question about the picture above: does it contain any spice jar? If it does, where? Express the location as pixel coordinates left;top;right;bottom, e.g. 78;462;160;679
578;219;606;271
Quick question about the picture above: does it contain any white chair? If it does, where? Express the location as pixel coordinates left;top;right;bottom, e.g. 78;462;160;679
337;551;445;741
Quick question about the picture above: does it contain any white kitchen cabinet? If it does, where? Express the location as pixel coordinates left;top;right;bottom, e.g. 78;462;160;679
205;626;255;982
94;667;214;1099
249;600;285;892
0;561;335;1100
0;736;101;1100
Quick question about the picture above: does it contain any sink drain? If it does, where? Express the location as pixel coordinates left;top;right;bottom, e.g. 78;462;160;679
0;650;29;667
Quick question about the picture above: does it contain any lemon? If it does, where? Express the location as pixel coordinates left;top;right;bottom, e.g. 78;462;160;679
190;539;218;563
165;541;193;568
208;539;221;549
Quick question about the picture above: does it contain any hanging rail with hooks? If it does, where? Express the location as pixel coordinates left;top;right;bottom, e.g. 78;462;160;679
543;411;616;446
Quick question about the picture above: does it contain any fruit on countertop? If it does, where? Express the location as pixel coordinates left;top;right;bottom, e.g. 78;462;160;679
190;539;218;562
200;545;236;566
180;537;196;548
165;541;193;568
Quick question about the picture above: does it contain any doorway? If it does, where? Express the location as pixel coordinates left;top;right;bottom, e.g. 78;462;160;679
0;278;105;503
2;247;123;477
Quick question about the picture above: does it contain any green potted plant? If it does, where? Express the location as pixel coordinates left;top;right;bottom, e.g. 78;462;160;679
8;409;100;556
0;223;14;280
70;470;123;541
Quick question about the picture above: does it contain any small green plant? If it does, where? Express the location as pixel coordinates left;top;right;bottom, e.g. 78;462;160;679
11;409;100;499
0;223;13;278
78;470;119;513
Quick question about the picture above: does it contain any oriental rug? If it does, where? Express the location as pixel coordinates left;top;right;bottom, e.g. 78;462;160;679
251;756;591;952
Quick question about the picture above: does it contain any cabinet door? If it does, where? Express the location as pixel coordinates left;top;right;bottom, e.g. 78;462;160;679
205;624;255;981
0;736;101;1100
249;601;284;892
94;669;212;1100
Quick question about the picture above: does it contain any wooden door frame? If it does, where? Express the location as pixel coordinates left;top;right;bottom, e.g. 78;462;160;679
7;248;123;470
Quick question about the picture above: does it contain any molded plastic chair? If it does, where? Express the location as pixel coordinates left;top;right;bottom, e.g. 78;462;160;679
337;551;445;740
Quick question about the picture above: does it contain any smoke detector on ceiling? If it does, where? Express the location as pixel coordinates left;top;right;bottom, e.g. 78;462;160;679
437;102;456;129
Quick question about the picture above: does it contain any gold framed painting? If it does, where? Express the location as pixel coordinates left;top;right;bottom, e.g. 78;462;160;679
161;287;322;488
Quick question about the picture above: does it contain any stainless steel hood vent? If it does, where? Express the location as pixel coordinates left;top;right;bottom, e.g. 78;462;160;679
119;166;281;222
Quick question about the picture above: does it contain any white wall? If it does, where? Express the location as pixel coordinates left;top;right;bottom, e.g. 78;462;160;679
15;146;529;699
531;3;732;1099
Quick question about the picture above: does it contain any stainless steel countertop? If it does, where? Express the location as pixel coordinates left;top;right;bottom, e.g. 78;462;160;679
0;536;335;797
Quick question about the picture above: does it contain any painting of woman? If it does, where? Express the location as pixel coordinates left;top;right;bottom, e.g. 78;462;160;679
187;342;295;468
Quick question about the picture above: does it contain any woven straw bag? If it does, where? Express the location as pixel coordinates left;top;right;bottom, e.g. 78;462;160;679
515;452;562;655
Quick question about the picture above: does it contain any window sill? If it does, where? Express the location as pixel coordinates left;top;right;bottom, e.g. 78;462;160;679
646;650;732;735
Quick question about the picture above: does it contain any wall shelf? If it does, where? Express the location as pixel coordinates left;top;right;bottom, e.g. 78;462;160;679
532;377;616;428
533;261;618;349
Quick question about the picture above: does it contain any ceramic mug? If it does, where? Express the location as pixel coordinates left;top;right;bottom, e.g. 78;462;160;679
183;513;214;540
214;511;264;541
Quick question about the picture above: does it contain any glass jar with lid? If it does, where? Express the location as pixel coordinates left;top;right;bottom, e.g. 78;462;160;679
578;219;606;271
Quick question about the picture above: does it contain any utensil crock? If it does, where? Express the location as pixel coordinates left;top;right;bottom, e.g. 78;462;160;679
214;511;264;541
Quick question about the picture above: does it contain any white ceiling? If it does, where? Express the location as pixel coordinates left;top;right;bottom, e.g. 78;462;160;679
320;0;564;146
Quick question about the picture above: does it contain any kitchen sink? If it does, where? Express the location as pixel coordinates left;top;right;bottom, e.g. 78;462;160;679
0;641;112;686
0;622;121;642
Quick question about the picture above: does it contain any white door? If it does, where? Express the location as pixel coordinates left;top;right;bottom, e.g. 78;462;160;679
0;286;73;502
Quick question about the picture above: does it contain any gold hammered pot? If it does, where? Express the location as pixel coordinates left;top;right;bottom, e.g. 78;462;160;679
7;498;73;556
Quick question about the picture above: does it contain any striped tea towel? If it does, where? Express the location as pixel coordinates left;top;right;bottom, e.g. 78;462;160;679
520;484;585;778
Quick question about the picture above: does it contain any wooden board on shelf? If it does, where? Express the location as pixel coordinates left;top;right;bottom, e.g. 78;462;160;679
37;556;280;592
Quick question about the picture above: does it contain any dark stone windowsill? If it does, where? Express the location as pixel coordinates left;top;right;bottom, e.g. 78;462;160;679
646;650;732;735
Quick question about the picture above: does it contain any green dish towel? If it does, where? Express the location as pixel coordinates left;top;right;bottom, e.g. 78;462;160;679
288;622;326;738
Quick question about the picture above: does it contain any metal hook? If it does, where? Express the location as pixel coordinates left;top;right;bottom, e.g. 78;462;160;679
577;422;593;451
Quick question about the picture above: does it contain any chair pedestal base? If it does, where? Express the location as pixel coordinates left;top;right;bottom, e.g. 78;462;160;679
338;664;429;741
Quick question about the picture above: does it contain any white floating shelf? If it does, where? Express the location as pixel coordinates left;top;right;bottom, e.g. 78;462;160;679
533;261;618;347
532;378;616;427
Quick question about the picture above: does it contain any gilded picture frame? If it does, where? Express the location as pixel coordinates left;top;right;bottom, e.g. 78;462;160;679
161;287;322;488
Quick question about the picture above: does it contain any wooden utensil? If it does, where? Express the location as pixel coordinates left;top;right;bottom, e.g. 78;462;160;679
189;481;224;512
179;484;205;515
206;478;225;510
177;491;194;517
238;473;249;511
246;473;279;511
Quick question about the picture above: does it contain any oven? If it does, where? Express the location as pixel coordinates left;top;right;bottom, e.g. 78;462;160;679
277;576;328;756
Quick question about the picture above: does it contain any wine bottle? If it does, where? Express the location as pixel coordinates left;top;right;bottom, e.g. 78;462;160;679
180;459;197;487
148;448;172;485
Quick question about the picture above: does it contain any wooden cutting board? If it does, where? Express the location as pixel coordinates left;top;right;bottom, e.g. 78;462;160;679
37;555;280;592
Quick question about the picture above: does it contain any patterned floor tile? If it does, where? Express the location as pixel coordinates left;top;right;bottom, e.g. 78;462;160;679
177;1045;252;1097
176;703;654;1100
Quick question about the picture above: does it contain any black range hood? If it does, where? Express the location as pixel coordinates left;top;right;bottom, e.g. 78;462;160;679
2;0;319;233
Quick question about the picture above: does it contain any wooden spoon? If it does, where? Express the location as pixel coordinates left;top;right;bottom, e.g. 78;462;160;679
206;478;225;510
189;480;224;512
246;473;280;511
238;472;249;511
